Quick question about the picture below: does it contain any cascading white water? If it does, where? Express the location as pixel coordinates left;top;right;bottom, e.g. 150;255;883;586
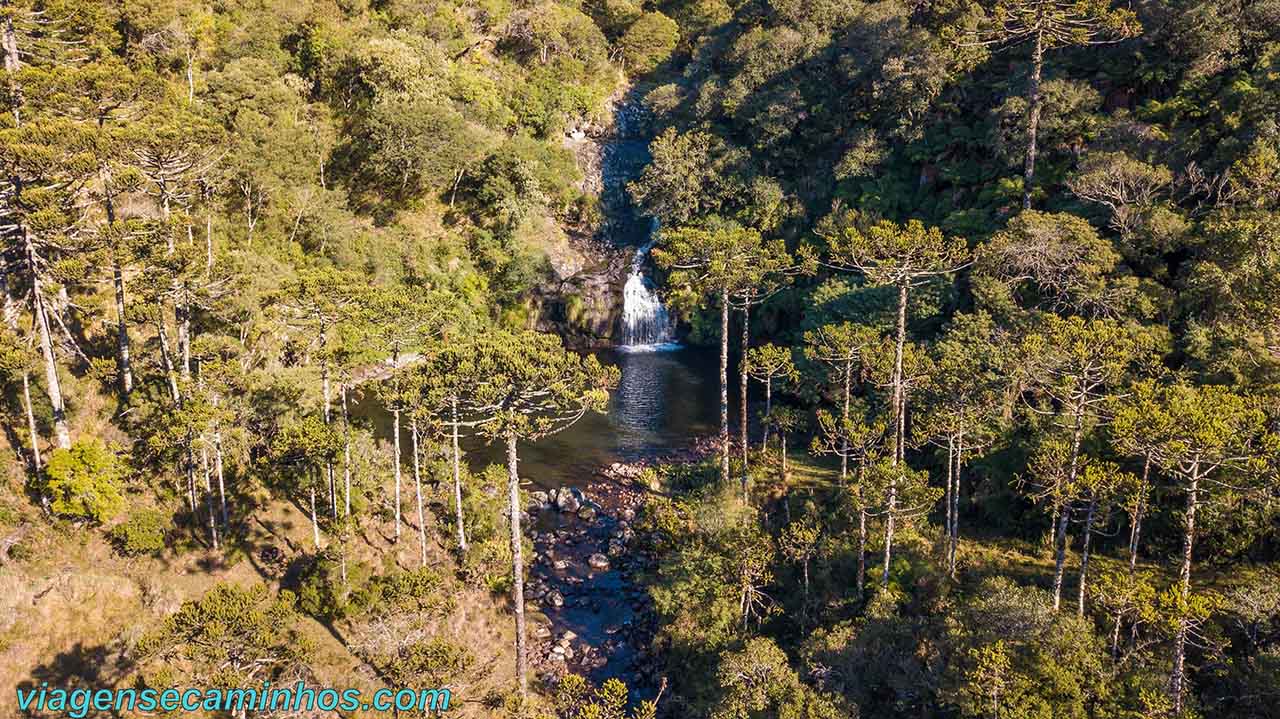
621;229;675;349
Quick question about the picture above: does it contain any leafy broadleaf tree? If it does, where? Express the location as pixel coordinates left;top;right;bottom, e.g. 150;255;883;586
42;438;126;524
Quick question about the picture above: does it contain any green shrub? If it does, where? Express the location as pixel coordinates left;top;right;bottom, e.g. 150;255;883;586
109;508;169;556
42;438;126;524
619;12;679;74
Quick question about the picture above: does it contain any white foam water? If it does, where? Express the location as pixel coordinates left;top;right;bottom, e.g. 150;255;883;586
620;228;676;350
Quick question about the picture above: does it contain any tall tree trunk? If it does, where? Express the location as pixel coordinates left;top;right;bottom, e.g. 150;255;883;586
1078;493;1098;615
3;22;50;460
840;361;852;481
802;557;810;605
761;378;772;450
892;282;907;457
452;397;467;555
1053;397;1086;611
1129;454;1149;574
857;465;867;594
185;444;197;518
310;482;321;550
26;238;70;449
342;384;352;518
719;288;730;484
322;358;336;520
201;441;218;549
156;320;180;403
392;407;402;542
112;260;132;395
214;426;227;527
739;306;749;490
411;417;427;568
1170;466;1200;714
98;164;133;398
2;272;40;469
951;438;963;578
883;281;908;587
177;302;190;382
945;436;954;550
882;490;896;588
1111;611;1123;660
506;434;528;700
1022;30;1045;210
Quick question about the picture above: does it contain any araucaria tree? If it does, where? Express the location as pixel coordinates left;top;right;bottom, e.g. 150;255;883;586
360;288;454;542
654;225;790;489
916;312;1007;577
1019;314;1156;610
744;343;798;450
805;322;880;482
465;330;618;700
824;219;970;464
825;218;969;586
1111;382;1273;713
965;0;1141;208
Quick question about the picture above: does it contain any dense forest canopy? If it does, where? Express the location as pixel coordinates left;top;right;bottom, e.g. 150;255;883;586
0;0;1278;717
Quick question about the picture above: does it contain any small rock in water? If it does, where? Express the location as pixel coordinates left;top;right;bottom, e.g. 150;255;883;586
547;591;565;607
556;488;581;513
553;559;569;571
562;630;578;641
588;553;610;570
577;506;596;522
535;625;552;639
620;508;636;523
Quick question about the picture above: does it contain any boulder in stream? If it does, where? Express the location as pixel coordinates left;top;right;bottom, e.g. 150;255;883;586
555;487;582;513
588;553;610;570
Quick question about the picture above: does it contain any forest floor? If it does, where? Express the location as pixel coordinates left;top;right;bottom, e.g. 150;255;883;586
0;464;525;718
766;449;1276;602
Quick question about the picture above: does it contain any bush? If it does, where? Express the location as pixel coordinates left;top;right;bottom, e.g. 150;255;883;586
42;438;126;524
619;12;679;74
294;552;374;621
109;508;168;556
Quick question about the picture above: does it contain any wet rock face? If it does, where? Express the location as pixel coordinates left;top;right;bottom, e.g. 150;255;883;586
536;93;656;349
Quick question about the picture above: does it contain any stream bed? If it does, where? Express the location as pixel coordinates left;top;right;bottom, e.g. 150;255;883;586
355;346;724;692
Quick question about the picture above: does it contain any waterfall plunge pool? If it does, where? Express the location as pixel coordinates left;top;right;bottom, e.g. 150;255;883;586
353;345;724;489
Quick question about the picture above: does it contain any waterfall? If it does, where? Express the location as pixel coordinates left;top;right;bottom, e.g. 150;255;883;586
621;226;676;349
